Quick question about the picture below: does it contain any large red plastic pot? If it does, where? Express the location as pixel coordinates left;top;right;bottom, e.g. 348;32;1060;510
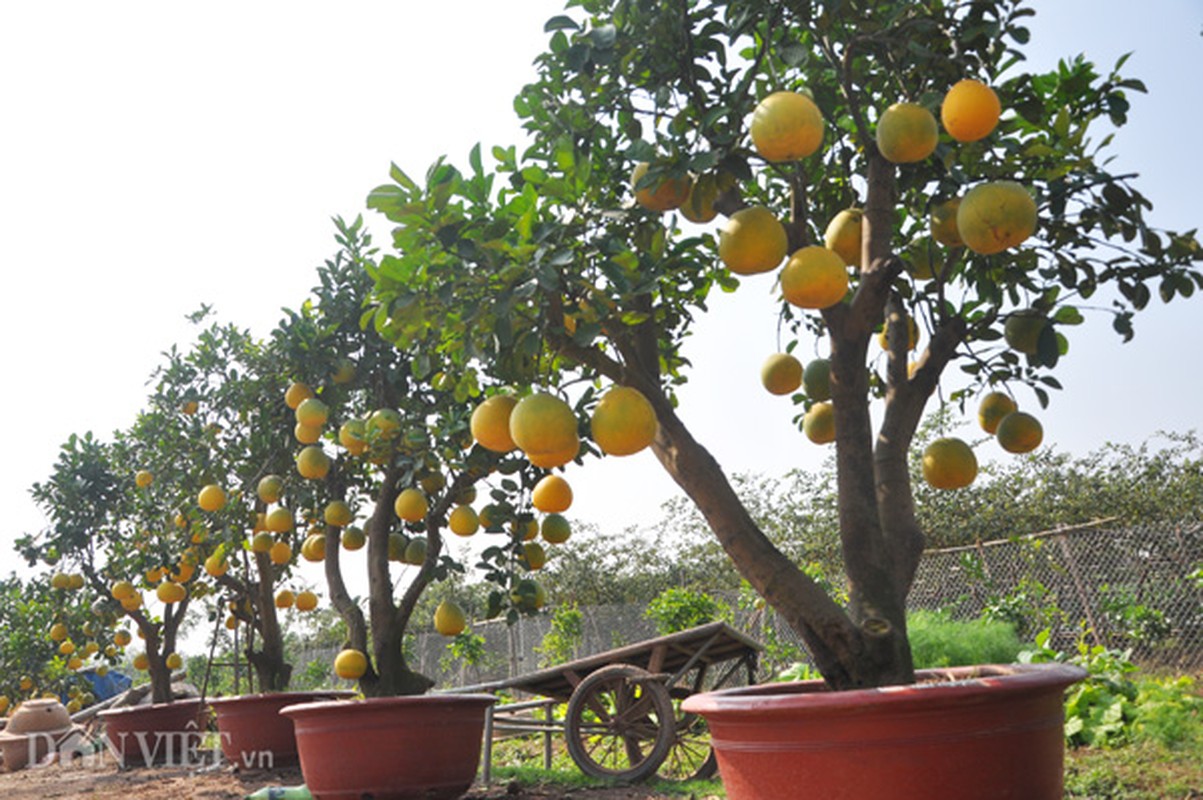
208;691;354;768
97;698;209;768
281;693;495;800
681;663;1086;800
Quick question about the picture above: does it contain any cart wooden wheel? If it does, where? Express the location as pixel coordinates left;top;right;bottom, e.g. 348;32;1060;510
564;664;676;782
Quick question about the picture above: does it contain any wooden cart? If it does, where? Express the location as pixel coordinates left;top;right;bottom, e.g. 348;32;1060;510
454;621;761;784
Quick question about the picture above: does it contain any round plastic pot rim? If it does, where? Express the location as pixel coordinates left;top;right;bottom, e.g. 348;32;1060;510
97;697;206;720
682;662;1087;716
207;690;356;709
279;693;497;719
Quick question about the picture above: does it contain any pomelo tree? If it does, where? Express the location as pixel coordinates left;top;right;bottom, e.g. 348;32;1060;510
266;218;556;697
362;0;1201;689
22;318;302;702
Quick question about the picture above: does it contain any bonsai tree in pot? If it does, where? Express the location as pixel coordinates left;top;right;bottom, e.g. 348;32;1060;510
358;0;1200;795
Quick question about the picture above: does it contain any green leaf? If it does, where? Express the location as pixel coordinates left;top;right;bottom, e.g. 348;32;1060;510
544;15;579;32
1053;306;1084;325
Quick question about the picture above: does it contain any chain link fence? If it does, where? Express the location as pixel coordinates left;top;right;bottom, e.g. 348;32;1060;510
290;520;1203;689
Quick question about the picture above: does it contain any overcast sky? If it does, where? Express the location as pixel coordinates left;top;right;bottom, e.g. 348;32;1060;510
2;2;1200;599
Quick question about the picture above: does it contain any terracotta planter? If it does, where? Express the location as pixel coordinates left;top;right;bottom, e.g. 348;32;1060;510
0;698;78;772
281;694;495;800
97;698;208;767
681;663;1086;800
208;691;354;768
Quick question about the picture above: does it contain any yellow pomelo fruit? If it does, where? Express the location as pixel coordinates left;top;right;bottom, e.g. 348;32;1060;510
294;591;318;612
750;91;825;162
165;652;183;671
978;391;1018;434
510;579;546;612
520;541;548;571
532;475;573;514
135;470;153;489
823;208;863;269
197;484;226;513
761;353;804;396
294;423;322;445
1003;310;1048;355
590;386;657;457
334;648;367;680
448;505;480;537
394;488;429;522
58;639;76;656
296;446;331;480
338;419;368;456
471;395;518;453
930;197;964;247
301;534;326;562
803;402;836;444
631;162;691;212
941;79;1001;143
51;572;70;590
251;531;274;553
295;398;329;428
269;541;293;565
274;589;295;609
679;173;719;224
996;411;1043;454
204;553;228;578
366;408;402;441
510;393;579;462
433;600;467;637
265;507;294;533
540;512;572;543
285;381;314;410
876;102;939;164
67;573;84;590
957;181;1037;255
331;358;356;385
111;581;135;601
50;622;68;642
341;526;366;551
780;246;849;309
181;400;199;416
718;206;788;276
324;501;353;527
922;438;979;489
257;474;284;504
133;653;150;671
114;630;132;647
802;359;831;401
156;581;186;604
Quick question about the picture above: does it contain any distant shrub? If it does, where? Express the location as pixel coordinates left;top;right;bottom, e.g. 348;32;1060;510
908;610;1023;668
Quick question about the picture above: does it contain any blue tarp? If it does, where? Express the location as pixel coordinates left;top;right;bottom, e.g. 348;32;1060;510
81;669;132;701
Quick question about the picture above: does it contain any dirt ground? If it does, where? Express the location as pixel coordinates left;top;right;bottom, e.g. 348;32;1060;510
0;760;687;800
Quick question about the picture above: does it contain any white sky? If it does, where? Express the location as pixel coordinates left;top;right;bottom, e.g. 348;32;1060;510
2;1;1200;600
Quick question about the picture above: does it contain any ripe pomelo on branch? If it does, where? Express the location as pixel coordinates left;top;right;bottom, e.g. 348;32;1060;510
876;102;939;164
803;402;836;444
941;79;1001;143
590;385;657;456
802;358;831;401
718;206;788;275
996;411;1044;454
470;394;518;453
631;161;691;212
930;197;963;247
532;474;573;513
780;246;850;309
977;391;1018;434
750;90;825;162
957;180;1038;255
761;353;804;396
922;438;978;489
510;392;579;467
823;208;863;269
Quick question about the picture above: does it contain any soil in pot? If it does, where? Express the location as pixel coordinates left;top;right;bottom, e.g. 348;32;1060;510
281;693;495;800
682;663;1087;800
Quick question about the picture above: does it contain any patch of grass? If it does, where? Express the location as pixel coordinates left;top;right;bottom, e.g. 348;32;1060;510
1065;740;1203;799
907;609;1022;668
489;765;725;797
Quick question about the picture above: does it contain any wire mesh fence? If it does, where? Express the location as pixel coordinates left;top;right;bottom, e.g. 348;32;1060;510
287;519;1203;690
